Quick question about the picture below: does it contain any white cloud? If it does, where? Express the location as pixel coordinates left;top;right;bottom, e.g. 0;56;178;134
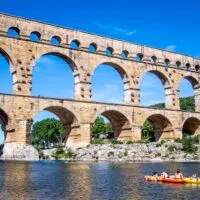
115;27;136;36
165;45;176;52
92;22;136;36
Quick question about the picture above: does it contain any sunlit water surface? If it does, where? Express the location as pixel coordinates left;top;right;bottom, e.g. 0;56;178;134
0;161;200;200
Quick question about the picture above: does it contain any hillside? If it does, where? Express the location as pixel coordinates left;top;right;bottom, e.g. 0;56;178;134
150;96;195;112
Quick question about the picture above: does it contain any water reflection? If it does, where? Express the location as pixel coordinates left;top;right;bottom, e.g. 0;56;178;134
0;161;199;200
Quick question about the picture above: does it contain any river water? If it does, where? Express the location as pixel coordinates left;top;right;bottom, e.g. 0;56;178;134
0;161;200;200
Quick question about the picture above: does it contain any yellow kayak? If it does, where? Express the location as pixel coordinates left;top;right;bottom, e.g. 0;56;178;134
184;178;200;184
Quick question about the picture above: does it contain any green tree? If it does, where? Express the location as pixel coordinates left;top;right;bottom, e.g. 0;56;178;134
31;118;64;148
92;117;113;139
142;120;155;142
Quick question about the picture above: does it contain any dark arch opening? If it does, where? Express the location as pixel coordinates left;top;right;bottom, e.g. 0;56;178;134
7;27;20;38
88;43;97;52
70;40;80;49
30;31;41;42
195;65;200;72
121;50;128;59
142;114;174;142
182;117;200;136
136;53;143;62
164;59;170;67
105;47;113;56
151;56;157;64
92;62;128;103
32;53;76;98
32;106;78;148
140;70;171;108
185;63;191;70
92;110;130;142
179;76;198;112
51;36;61;46
176;61;181;68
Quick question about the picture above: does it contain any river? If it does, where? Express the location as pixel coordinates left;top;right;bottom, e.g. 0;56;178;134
0;161;200;200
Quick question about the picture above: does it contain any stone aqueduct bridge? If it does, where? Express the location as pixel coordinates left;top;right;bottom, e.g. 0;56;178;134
0;13;200;147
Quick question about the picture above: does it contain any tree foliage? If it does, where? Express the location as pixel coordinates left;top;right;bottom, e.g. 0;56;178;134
141;120;155;142
92;116;113;139
31;118;64;148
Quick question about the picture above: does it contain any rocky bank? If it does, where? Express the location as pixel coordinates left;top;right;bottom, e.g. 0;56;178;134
42;141;200;162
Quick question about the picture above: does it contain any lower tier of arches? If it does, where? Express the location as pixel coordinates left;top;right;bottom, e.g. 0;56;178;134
0;94;199;147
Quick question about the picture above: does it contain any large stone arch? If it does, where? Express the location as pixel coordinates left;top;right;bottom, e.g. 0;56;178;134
92;109;132;140
178;75;200;112
91;61;132;104
142;114;175;141
33;105;80;146
182;117;200;136
139;69;174;109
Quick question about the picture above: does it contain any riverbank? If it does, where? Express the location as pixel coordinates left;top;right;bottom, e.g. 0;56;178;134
42;141;200;162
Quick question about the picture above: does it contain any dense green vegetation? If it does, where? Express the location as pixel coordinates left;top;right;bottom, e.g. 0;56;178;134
31;118;64;149
92;116;113;139
151;96;195;112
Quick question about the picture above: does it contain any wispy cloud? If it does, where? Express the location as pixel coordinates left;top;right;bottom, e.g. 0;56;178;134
92;22;136;36
165;45;176;52
114;27;136;36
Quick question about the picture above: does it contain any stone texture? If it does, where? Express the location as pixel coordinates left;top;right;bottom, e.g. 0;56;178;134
0;14;199;148
1;143;39;160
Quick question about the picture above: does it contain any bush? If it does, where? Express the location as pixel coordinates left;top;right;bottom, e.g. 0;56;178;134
107;151;114;157
167;145;178;152
110;139;123;145
91;138;106;144
126;141;134;145
182;136;198;153
51;147;75;159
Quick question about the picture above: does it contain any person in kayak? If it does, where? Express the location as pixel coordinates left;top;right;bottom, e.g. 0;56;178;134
175;169;183;179
161;171;168;178
152;172;158;181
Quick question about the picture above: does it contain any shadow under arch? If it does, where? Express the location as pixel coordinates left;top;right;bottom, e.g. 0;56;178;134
33;106;79;145
0;47;14;66
93;109;131;140
178;75;199;112
142;114;174;141
139;69;173;108
182;117;200;136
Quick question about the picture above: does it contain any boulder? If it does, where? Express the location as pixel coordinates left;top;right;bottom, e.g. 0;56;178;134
1;143;39;160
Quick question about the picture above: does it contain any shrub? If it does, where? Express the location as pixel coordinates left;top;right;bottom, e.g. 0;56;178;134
126;141;134;145
110;139;123;145
167;145;178;152
91;138;106;144
107;151;114;157
182;136;198;153
155;152;161;157
65;149;74;158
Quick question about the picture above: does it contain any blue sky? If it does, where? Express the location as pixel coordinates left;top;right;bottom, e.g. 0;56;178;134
0;0;198;143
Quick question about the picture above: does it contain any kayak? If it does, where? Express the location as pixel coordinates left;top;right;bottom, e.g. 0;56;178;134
184;178;200;184
163;178;184;184
144;176;164;182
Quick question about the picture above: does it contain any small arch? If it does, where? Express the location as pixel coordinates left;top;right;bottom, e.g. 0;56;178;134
7;27;20;38
29;31;41;42
121;50;129;59
70;40;80;49
182;117;200;136
185;63;191;70
195;65;200;72
142;114;174;141
136;53;143;62
176;61;181;68
164;59;170;67
51;36;61;46
105;47;113;56
88;43;97;52
151;56;157;64
0;108;9;145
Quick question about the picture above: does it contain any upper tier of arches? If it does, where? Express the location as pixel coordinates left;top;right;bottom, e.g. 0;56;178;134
1;13;199;73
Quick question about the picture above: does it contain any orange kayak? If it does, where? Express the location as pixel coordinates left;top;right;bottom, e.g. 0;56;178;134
144;176;164;182
163;178;184;184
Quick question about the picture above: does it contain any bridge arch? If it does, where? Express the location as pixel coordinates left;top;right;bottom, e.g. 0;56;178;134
92;109;131;140
32;105;80;146
178;75;200;112
140;69;173;108
142;114;175;141
182;117;200;136
91;61;130;103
